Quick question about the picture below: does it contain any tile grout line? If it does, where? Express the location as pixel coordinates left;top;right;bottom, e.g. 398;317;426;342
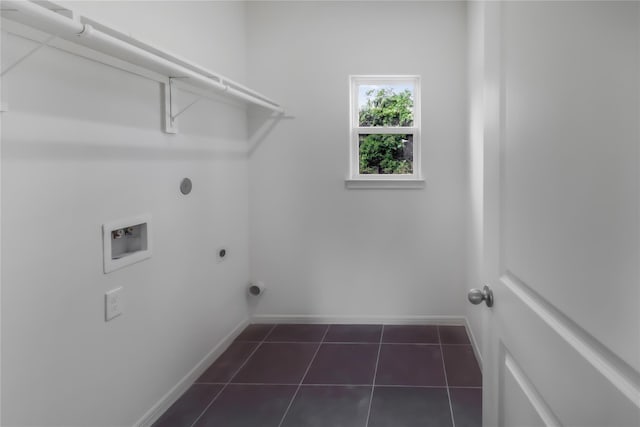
364;325;384;427
194;382;480;389
276;325;331;427
438;325;456;427
187;324;278;427
262;323;278;341
235;340;452;345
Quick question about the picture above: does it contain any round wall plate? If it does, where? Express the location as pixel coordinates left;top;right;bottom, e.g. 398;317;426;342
180;178;192;195
217;247;229;262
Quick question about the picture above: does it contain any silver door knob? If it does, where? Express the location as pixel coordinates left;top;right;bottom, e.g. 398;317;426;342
468;285;494;307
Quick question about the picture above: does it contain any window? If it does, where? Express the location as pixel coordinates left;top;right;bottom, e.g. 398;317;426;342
347;75;423;189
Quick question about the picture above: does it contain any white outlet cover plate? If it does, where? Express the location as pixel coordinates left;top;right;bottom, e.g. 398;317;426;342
105;287;124;321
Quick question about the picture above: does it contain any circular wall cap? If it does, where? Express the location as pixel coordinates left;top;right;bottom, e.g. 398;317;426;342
180;178;192;195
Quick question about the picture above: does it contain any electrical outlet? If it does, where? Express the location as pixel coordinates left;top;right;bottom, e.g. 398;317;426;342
105;287;124;321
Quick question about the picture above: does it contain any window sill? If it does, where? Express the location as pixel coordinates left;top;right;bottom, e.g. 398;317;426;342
345;178;425;189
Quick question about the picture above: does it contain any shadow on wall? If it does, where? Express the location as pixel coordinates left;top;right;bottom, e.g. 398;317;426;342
247;106;296;156
2;30;251;144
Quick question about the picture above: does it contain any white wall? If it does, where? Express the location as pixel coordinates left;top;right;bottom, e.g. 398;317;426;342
246;2;469;320
1;2;251;426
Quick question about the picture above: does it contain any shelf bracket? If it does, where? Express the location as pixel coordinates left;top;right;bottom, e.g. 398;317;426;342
1;34;56;77
162;78;178;134
171;96;202;120
162;77;203;134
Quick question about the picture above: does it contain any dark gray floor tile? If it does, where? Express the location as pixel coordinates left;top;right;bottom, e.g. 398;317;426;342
376;344;446;386
442;345;482;387
193;384;296;427
438;325;471;345
232;342;319;384
450;388;482;427
152;384;223;427
155;325;483;427
196;342;258;383
303;344;378;385
324;324;382;343
281;385;370;427
368;386;453;427
235;324;275;342
382;325;439;343
265;324;328;342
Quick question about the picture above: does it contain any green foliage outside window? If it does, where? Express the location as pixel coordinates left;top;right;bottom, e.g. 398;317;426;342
358;88;414;174
359;134;412;174
359;88;413;127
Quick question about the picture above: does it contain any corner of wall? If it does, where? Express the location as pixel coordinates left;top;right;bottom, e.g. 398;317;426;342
135;316;250;427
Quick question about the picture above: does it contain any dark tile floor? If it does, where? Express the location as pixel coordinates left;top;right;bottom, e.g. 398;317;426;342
153;324;482;427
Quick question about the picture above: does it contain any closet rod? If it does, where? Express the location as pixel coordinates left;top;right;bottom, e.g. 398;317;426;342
79;15;281;108
1;0;284;114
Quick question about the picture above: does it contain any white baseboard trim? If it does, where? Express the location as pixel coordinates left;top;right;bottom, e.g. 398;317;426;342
463;316;483;372
252;314;467;326
134;316;250;427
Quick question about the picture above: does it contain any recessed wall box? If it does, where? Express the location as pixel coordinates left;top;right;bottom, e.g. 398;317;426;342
102;215;152;273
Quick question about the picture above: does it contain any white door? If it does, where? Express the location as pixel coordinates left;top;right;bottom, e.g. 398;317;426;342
478;2;640;426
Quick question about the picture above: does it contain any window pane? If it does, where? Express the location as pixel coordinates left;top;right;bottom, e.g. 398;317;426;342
359;134;413;174
358;83;414;127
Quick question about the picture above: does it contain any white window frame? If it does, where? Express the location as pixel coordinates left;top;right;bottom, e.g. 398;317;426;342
347;75;424;189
